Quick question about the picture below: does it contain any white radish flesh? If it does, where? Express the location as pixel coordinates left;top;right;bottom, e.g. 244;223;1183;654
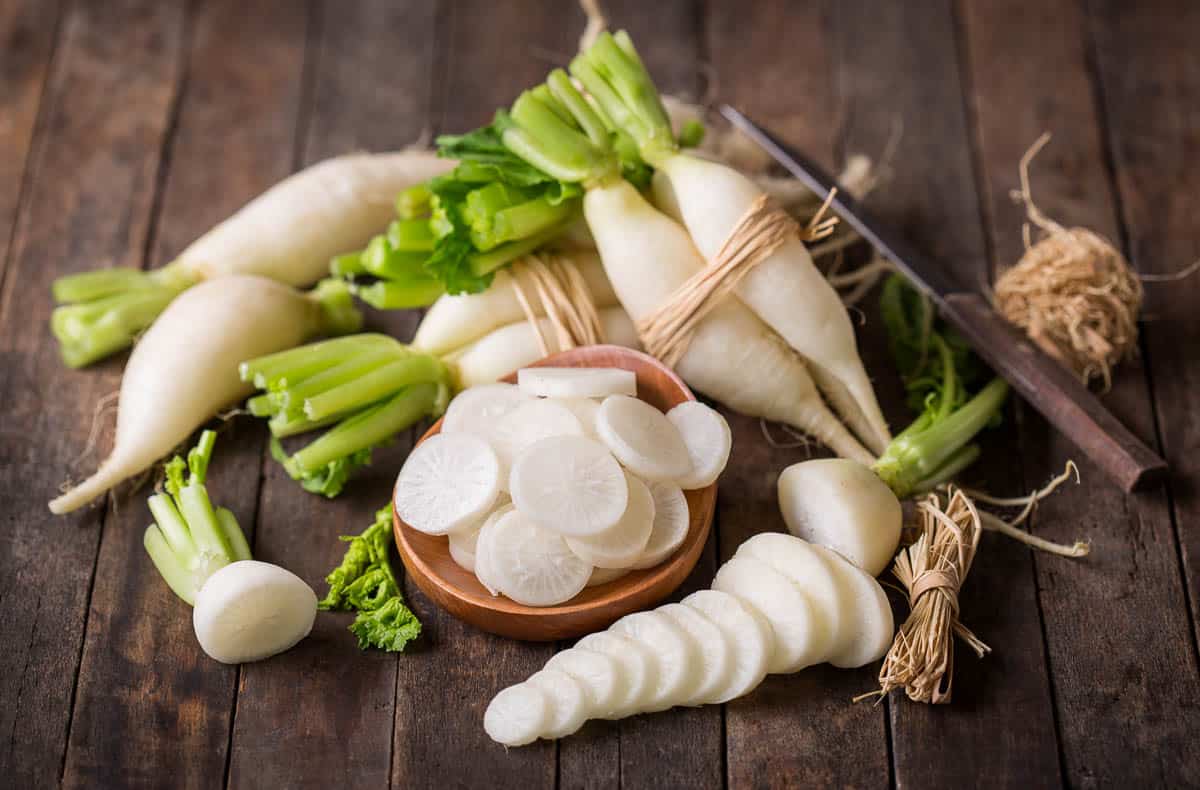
712;556;822;673
448;496;510;573
192;560;317;664
608;610;701;712
557;397;600;437
630;482;689;569
441;383;532;438
777;458;902;576
586;566;631;587
810;544;895;668
518;367;636;399
564;471;654;568
574;631;659;718
484;683;551;747
681;590;774;703
596;394;692;482
658;602;733;706
50;276;335;514
666;401;732;489
484;509;592;606
524;669;590;739
508;435;628;537
544;648;629;718
491;399;585;476
394;433;500;536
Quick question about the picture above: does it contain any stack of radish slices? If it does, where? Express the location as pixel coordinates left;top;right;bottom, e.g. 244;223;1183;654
393;367;731;607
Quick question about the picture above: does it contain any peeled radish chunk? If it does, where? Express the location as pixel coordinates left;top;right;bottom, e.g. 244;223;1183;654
518;367;637;399
658;603;733;706
574;631;660;718
777;458;901;576
485;509;592;606
596;395;692;482
736;533;847;665
609;610;701;711
586;566;631;587
394;433;500;536
525;669;590;739
666;401;732;489
490;399;585;472
713;557;822;673
631;482;690;569
192;560;317;664
557;397;600;437
681;590;774;703
565;471;654;568
509;435;628;537
485;683;551;747
544;648;629;718
441;383;531;438
811;545;895;668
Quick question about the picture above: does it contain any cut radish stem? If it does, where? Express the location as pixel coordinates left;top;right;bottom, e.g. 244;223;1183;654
810;544;894;668
658;602;733;706
574;631;660;718
484;509;592;606
586;566;631;587
596;395;692;482
666;401;732;489
484;683;551;747
544;648;629;718
564;471;654;568
609;610;701;712
394;433;500;536
556;397;600;437
524;669;589;739
192;560;317;664
441;383;532;438
517;367;637;399
509;435;628;537
712;556;822;674
490;398;585;474
631;482;689;569
681;590;774;703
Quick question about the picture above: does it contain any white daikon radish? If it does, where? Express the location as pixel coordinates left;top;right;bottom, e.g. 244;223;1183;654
564;471;654;568
449;306;640;388
712;556;822;673
524;669;590;739
518;367;636;399
49;276;360;514
574;631;660;718
412;251;617;356
448;496;510;573
666;401;732;489
681;590;774;703
630;482;689;569
557;397;600;437
544;648;629;718
810;545;894;668
586;566;631;587
394;432;500;536
483;509;592;606
777;458;902;576
508;435;628;537
441;382;532;438
596;394;692;482
490;399;585;475
658;602;733;706
609;610;701;711
192;560;317;664
736;533;848;665
485;683;551;747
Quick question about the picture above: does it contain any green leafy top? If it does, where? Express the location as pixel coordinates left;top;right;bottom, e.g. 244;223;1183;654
165;429;217;497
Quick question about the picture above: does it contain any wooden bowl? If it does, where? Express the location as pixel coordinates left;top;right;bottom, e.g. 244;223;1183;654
393;345;716;641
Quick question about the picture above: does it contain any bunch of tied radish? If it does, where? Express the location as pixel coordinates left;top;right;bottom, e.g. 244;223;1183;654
394;366;731;606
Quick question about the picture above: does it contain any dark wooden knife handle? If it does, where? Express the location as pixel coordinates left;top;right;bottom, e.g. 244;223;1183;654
941;292;1165;491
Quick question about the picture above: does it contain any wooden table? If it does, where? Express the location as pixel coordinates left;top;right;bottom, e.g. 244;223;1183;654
3;1;1198;787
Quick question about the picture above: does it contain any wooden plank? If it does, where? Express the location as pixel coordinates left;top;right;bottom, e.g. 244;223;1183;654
0;0;188;785
59;1;307;787
706;1;893;787
832;0;1065;786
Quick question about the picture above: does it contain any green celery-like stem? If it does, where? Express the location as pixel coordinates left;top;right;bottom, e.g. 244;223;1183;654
352;278;445;310
388;219;436;252
143;525;199;605
908;445;982;495
269;410;343;438
239;333;396;388
467;222;576;277
396;184;432;219
304;354;445;421
331;252;366;278
502;88;618;185
275;347;405;416
216;507;253;562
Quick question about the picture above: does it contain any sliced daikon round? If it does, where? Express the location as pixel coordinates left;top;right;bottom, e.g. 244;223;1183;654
484;682;550;746
596;395;692;482
518;366;636;399
630;482;689;569
509;435;628;537
394;432;500;536
574;631;659;718
473;504;515;595
811;544;895;668
448;495;511;573
557;397;600;437
586;566;631;587
565;471;654;568
525;668;589;739
490;398;585;474
658;602;733;706
609;610;701;712
681;590;773;702
442;382;531;438
712;556;822;674
666;401;732;489
544;648;629;718
485;509;591;606
192;561;317;664
736;532;847;665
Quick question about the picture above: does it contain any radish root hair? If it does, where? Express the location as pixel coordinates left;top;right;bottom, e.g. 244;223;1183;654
966;461;1090;558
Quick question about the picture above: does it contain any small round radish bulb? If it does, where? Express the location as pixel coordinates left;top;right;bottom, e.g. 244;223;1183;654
193;561;318;664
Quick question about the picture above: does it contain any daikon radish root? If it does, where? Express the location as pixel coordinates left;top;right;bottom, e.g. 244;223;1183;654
480;509;592;606
394;433;501;536
517;367;636;399
52;151;451;367
524;669;590;739
193;560;318;665
596;394;692;482
490;399;585;473
586;565;630;587
484;683;551;747
50;276;360;514
574;631;660;718
564;470;654;568
609;610;702;712
508;435;627;537
441;383;532;437
681;590;774;703
558;397;601;437
544;648;629;718
449;496;513;573
665;401;731;489
712;556;822;673
658;603;733;706
631;482;689;569
809;544;894;668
